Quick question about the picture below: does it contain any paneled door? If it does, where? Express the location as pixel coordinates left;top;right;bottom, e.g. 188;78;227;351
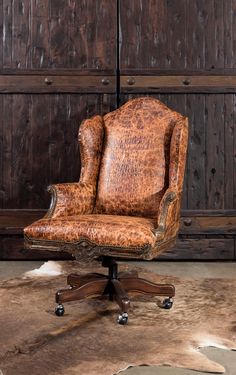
1;0;236;260
0;0;117;258
119;0;236;259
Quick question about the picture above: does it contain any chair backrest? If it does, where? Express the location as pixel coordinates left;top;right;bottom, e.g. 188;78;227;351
94;97;187;218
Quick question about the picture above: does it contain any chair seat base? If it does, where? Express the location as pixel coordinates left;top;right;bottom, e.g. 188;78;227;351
55;257;175;325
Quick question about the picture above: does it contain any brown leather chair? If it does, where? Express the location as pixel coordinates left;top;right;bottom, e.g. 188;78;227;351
24;97;188;325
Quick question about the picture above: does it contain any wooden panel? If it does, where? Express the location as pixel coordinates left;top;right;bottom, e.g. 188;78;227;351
0;210;46;234
0;75;116;93
0;94;116;209
0;236;73;260
120;75;236;93
180;216;236;235
205;94;225;209
1;0;117;71
160;238;235;260
120;0;236;71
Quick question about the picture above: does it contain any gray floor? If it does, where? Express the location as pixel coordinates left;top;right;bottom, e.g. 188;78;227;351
0;260;235;375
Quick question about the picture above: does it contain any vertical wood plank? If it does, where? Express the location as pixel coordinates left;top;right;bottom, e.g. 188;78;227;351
205;94;225;209
2;95;13;208
0;95;3;208
31;94;51;208
64;95;81;182
186;94;206;209
11;94;32;207
234;94;236;208
3;0;13;68
93;0;117;70
31;0;50;68
49;94;67;184
12;0;31;69
49;0;68;68
232;0;236;68
224;0;233;69
224;94;234;208
166;0;186;69
186;0;205;70
0;0;3;68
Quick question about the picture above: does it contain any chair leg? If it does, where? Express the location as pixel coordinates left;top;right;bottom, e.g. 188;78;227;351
111;279;130;325
67;273;108;288
119;277;175;297
119;276;175;309
54;259;175;322
55;278;108;317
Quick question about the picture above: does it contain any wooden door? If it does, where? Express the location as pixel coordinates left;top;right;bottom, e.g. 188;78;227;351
1;0;235;260
119;0;236;259
0;0;117;258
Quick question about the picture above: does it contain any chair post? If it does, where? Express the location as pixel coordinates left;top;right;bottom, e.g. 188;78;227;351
102;257;118;280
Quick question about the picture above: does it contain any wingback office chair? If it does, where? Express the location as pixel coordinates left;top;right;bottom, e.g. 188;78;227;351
24;97;188;325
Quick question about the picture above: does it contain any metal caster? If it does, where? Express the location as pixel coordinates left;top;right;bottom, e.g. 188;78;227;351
162;297;173;309
55;304;65;316
117;312;128;325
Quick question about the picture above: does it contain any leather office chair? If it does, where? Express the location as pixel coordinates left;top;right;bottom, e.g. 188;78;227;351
24;97;188;325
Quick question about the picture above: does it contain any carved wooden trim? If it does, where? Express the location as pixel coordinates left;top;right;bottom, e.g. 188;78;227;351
44;185;58;219
155;190;178;235
24;234;152;262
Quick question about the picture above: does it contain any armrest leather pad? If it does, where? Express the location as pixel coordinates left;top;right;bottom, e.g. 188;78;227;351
45;182;95;219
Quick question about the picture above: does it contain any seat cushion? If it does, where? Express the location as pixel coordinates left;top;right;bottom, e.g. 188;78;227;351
24;214;157;249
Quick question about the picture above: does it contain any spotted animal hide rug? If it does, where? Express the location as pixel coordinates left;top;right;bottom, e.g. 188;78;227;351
0;261;235;375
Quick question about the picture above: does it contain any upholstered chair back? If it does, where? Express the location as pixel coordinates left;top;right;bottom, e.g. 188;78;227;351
94;97;187;218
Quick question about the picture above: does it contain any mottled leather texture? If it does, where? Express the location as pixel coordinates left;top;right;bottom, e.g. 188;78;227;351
24;97;188;260
45;115;104;219
95;97;185;217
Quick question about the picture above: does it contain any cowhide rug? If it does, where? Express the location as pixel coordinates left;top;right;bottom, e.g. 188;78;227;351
0;261;235;375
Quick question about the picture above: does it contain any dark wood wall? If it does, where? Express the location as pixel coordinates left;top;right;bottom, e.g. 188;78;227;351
119;0;236;260
1;0;235;259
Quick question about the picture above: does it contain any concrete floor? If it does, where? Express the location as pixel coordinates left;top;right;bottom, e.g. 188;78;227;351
0;260;236;375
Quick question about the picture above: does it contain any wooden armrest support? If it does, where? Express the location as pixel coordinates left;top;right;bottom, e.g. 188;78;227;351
155;189;180;239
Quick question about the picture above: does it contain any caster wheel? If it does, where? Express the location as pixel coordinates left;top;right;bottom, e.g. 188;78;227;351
55;304;65;316
117;312;128;325
162;297;173;309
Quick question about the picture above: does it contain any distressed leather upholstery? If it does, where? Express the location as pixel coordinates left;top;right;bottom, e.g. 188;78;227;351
24;97;188;261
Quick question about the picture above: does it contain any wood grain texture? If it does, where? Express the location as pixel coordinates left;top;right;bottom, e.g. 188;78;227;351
120;0;236;71
120;75;236;93
1;0;117;71
0;75;116;93
160;238;235;260
0;94;116;209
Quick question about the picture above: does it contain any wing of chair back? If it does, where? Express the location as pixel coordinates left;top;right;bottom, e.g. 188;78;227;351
45;115;104;219
155;117;188;248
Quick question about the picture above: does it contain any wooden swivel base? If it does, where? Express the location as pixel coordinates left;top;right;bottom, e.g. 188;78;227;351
55;257;175;325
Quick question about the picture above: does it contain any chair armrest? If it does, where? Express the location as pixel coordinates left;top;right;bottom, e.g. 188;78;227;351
155;188;181;240
45;182;95;219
